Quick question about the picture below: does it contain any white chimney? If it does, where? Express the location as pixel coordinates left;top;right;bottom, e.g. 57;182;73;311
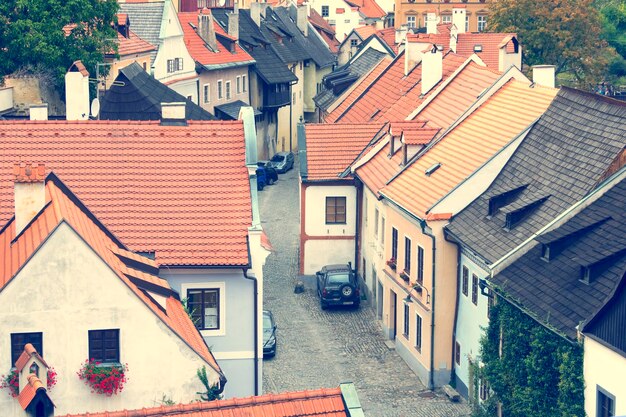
426;12;438;35
161;102;187;122
65;61;90;121
250;2;265;27
421;45;443;95
404;37;423;76
498;36;522;72
532;65;556;88
449;24;458;53
452;6;466;34
297;5;308;37
228;9;239;40
395;25;408;45
29;104;48;121
13;163;46;236
199;9;218;51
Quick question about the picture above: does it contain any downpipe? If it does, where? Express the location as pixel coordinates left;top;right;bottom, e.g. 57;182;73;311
243;267;259;396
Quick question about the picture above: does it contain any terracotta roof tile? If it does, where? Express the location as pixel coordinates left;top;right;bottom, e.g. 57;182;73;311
57;387;348;417
0;173;222;375
179;12;254;68
381;80;557;218
355;139;404;195
17;375;46;410
15;343;48;372
116;29;156;56
0;120;251;267
305;122;386;181
355;25;377;39
456;32;517;69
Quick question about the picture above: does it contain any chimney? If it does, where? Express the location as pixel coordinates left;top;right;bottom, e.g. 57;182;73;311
250;2;263;27
29;103;48;121
198;9;218;51
421;45;443;95
404;36;423;76
13;163;46;236
228;9;239;40
532;65;556;88
449;23;458;53
297;5;308;37
452;6;466;34
425;11;438;35
161;102;187;125
65;61;90;121
395;25;408;44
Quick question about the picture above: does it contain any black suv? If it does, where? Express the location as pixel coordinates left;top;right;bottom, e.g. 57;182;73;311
316;264;360;309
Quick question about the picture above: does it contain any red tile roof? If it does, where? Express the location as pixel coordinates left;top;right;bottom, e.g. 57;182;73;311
15;344;48;372
116;30;156;56
376;27;399;53
58;388;348;417
17;375;46;410
0;169;222;374
456;32;517;69
354;25;377;40
354;139;403;195
178;12;254;68
0;120;251;266
346;0;386;19
310;9;340;53
304;122;386;181
381;80;557;219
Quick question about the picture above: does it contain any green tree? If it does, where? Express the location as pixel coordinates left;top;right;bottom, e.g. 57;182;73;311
488;0;610;85
597;1;626;78
0;0;119;91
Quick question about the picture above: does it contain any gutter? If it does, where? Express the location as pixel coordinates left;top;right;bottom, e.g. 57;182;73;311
421;220;437;391
445;229;462;384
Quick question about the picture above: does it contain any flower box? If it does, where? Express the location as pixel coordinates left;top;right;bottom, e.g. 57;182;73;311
386;258;397;271
1;368;57;397
400;270;410;282
77;359;128;396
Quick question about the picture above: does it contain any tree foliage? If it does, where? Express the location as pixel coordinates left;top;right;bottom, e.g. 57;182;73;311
0;0;119;90
488;0;609;84
473;299;585;417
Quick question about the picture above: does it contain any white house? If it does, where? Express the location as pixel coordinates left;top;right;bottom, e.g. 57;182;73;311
119;0;199;102
0;166;224;416
306;0;386;42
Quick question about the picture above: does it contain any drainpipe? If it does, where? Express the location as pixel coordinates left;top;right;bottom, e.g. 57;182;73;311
446;230;462;385
242;266;259;396
354;177;362;283
421;219;436;391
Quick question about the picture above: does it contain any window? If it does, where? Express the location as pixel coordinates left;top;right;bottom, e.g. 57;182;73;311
187;289;220;330
326;196;346;224
11;333;42;366
478;15;487;32
350;39;358;47
465;15;469;32
417;246;424;284
472;274;478;305
403;303;410;338
415;313;422;351
381;217;385;245
364;197;368;226
292;92;296;104
236;76;241;94
479;377;489;401
392;227;398;261
374;208;379;239
597;387;615;417
442;15;452;24
217;80;223;100
404;237;411;273
243;75;248;92
166;58;183;73
344;19;350;24
406;15;416;28
203;84;210;103
462;266;469;296
321;5;329;17
142;62;147;71
88;329;120;363
226;81;232;100
455;341;461;365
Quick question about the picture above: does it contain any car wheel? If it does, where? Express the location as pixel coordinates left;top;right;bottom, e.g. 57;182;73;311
268;177;274;185
258;183;264;191
340;284;354;298
321;301;328;310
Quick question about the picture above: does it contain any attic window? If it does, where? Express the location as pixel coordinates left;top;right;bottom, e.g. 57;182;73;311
436;44;444;51
504;196;549;230
425;162;441;176
474;44;483;52
487;185;527;216
580;247;626;284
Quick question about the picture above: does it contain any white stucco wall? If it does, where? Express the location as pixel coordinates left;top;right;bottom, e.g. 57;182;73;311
277;63;305;152
584;336;626;417
307;0;362;41
359;187;386;295
304;184;357;236
0;87;13;112
304;239;355;274
0;223;219;416
453;253;490;399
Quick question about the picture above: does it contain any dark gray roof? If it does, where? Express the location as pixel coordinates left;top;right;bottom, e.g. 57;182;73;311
212;8;297;85
214;100;262;120
280;6;335;68
118;2;164;47
100;62;215;121
447;87;626;264
262;8;310;65
491;175;626;339
314;48;387;110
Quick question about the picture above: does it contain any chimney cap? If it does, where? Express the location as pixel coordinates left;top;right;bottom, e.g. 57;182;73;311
67;60;89;77
13;163;46;183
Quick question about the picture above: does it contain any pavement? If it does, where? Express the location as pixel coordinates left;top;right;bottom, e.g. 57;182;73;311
259;161;471;417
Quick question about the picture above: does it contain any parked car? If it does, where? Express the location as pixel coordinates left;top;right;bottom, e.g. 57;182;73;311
263;310;277;357
257;160;278;184
256;167;268;190
269;151;294;173
316;263;360;309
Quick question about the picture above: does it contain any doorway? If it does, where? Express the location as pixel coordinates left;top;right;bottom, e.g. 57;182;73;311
390;290;397;340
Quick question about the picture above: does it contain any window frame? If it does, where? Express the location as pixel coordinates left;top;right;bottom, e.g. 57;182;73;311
236;76;241;94
442;15;452;24
203;83;210;104
462;266;469;296
406;15;416;28
242;74;247;92
350;39;358;47
417;246;424;284
381;217;386;246
88;329;120;364
225;80;232;100
11;332;43;367
404;236;412;274
597;385;615;417
321;5;329;17
472;274;479;305
403;303;410;338
182;282;226;336
455;341;461;365
374;208;379;239
415;313;422;352
325;196;347;224
477;15;487;32
217;80;224;100
391;227;398;261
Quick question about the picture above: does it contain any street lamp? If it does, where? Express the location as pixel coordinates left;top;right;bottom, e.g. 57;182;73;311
404;282;430;305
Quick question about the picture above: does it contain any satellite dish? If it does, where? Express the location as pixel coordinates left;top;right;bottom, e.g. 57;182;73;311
91;98;100;118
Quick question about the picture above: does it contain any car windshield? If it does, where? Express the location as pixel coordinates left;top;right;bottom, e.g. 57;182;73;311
263;314;273;329
327;273;350;285
271;155;285;162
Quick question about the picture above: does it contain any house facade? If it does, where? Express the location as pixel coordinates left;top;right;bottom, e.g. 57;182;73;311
395;0;491;33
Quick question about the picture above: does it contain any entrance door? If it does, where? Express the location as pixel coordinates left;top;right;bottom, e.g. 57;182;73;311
390;291;397;339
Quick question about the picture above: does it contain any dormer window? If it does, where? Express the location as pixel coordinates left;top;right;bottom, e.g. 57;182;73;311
474;44;483;52
504;196;549;230
487;184;527;217
541;244;550;261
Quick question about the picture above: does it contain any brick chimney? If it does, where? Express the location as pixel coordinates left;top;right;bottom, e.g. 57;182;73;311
13;163;46;236
421;45;443;95
199;9;218;51
228;8;239;40
65;61;90;121
296;5;308;37
425;11;437;35
452;6;466;34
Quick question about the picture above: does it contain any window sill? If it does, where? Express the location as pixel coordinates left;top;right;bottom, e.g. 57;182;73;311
91;362;122;368
200;328;226;337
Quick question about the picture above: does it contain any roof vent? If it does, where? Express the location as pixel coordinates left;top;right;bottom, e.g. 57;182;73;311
425;162;441;176
503;196;549;230
487;184;527;217
474;44;483;52
580;247;626;284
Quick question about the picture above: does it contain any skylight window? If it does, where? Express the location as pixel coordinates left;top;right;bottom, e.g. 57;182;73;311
425;162;441;176
473;45;483;52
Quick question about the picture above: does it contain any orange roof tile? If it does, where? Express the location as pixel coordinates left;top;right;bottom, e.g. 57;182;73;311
347;0;386;19
0;172;222;375
381;80;557;219
355;25;377;40
17;375;46;410
0;120;251;267
178;12;254;68
115;29;156;56
376;27;399;53
304;123;386;181
58;388;348;417
15;344;48;372
456;32;517;69
309;8;336;36
325;57;392;123
355;139;403;195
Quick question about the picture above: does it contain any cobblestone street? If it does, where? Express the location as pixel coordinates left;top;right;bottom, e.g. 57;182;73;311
259;163;471;417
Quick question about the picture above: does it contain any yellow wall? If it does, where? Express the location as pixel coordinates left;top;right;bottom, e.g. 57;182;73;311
104;54;152;89
394;1;492;33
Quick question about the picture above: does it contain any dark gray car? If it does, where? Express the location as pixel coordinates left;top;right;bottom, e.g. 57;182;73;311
263;310;277;357
316;264;360;309
269;151;294;173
